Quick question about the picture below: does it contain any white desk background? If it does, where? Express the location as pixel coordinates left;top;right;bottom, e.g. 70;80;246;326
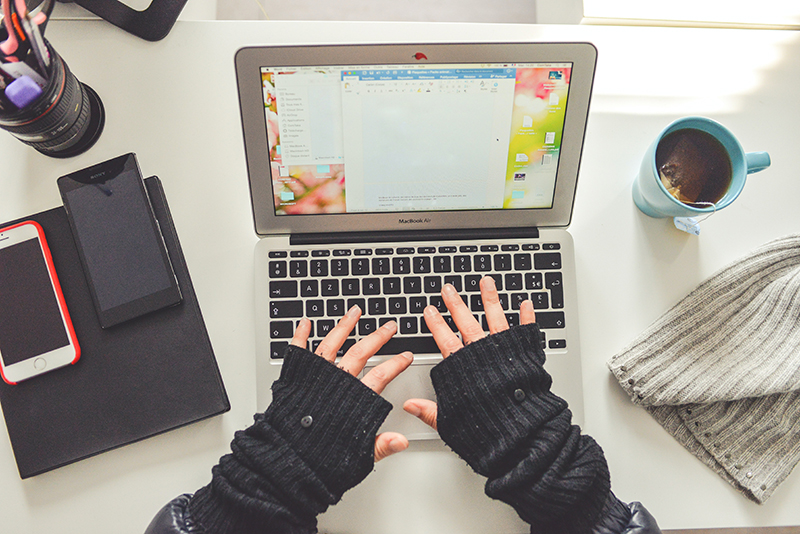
0;20;798;534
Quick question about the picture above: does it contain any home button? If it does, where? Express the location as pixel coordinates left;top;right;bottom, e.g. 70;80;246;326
33;358;47;370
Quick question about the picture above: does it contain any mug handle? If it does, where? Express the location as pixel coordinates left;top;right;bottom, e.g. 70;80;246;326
746;152;771;174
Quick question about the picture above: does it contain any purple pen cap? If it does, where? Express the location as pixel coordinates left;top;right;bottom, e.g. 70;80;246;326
5;76;44;110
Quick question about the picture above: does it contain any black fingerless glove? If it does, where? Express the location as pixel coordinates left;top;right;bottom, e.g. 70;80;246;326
431;323;614;534
189;346;392;534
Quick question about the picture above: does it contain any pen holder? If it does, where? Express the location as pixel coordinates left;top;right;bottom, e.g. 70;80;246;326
0;41;104;158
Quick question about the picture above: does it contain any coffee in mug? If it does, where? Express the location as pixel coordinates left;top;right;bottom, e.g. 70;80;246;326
656;128;732;206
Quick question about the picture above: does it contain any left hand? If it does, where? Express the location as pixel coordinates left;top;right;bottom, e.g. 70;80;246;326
289;305;414;461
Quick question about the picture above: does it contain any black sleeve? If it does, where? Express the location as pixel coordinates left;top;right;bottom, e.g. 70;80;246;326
186;346;392;534
430;323;623;534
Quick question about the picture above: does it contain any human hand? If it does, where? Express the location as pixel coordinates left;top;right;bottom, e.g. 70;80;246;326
403;276;535;430
290;305;414;461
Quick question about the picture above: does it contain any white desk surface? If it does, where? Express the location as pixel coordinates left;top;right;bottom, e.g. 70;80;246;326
1;19;799;534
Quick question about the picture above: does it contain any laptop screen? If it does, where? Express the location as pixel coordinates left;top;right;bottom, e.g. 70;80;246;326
261;62;572;215
236;43;596;236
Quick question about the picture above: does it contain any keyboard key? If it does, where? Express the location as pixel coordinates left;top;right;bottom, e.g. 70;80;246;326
413;256;432;273
363;278;381;295
374;336;439;355
505;273;523;291
410;296;427;314
270;341;289;359
372;257;391;274
549;339;567;349
352;258;370;275
368;297;387;315
327;299;345;317
359;318;377;336
317;320;335;337
444;275;462;292
543;243;561;250
403;276;422;294
429;296;447;312
321;279;339;296
270;300;303;318
522;243;541;251
531;292;549;309
342;278;360;295
333;249;351;256
399;316;418;334
269;251;288;258
536;311;566;329
347;298;366;315
545;272;564;309
269;321;294;339
480;245;499;252
306;300;324;317
501;244;519;251
310;259;329;276
534;252;562;270
331;258;349;276
289;260;308;277
393;257;411;274
488;273;503;291
494;254;512;271
424;276;442;294
454;256;471;272
525;272;544;290
513;253;532;271
376;248;393;255
510;293;528;310
464;275;482;292
418;247;436;254
269;281;297;298
383;277;402;294
312;250;330;257
470;294;484;311
336;339;356;357
438;246;457;253
474;254;492;272
301;279;319;297
397;247;415;254
433;256;451;273
290;250;309;257
460;245;478;252
389;297;407;315
269;260;287;278
355;249;373;256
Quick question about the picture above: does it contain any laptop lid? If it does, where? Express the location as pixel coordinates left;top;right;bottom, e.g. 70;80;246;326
235;42;597;238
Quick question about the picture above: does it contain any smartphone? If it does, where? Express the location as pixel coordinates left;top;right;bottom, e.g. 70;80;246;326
57;153;182;329
0;221;81;384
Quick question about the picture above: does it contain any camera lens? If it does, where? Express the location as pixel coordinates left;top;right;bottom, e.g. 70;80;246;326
0;42;105;158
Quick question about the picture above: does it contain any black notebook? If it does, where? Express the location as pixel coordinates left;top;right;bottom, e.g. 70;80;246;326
0;176;230;478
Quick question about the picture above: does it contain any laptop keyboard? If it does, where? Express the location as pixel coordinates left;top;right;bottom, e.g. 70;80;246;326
266;242;567;360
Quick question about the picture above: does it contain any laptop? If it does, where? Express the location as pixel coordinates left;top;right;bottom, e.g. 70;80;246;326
235;42;596;439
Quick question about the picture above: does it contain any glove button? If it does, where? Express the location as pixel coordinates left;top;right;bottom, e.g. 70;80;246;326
513;389;526;402
300;415;313;428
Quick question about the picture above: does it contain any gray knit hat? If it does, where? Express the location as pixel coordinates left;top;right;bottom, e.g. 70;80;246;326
607;234;800;504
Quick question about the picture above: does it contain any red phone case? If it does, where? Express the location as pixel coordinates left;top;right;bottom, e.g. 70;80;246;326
0;220;80;385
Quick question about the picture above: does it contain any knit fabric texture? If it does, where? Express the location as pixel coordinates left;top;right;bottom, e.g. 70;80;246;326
608;234;800;503
432;323;616;534
189;346;392;534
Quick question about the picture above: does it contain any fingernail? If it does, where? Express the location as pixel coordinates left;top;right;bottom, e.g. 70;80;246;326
405;403;421;416
401;351;414;361
423;305;437;316
484;275;496;287
389;437;407;453
381;320;397;331
347;305;361;317
442;283;456;296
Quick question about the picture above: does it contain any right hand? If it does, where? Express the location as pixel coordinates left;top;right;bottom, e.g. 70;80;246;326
403;276;536;430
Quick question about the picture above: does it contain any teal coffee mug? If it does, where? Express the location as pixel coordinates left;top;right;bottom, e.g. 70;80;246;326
632;117;770;218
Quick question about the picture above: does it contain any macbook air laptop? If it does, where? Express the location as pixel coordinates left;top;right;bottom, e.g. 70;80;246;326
235;42;597;439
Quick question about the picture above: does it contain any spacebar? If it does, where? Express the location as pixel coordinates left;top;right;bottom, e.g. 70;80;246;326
375;336;441;356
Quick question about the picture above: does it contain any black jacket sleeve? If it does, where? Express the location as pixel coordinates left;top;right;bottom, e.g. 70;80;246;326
430;323;660;534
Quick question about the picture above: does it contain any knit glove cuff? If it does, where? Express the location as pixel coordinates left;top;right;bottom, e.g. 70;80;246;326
190;346;391;534
431;323;567;476
265;346;392;495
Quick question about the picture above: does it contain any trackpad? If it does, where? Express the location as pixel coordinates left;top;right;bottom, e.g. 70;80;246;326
369;362;439;440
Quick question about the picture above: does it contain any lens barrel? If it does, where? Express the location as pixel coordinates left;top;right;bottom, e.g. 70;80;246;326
0;42;105;158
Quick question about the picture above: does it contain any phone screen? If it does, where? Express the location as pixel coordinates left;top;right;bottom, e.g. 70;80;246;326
59;154;181;327
0;237;70;367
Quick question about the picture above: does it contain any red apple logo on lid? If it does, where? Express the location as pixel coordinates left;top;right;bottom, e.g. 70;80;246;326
413;53;428;60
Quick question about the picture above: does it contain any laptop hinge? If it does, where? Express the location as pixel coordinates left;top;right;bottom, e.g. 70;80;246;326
290;227;540;246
